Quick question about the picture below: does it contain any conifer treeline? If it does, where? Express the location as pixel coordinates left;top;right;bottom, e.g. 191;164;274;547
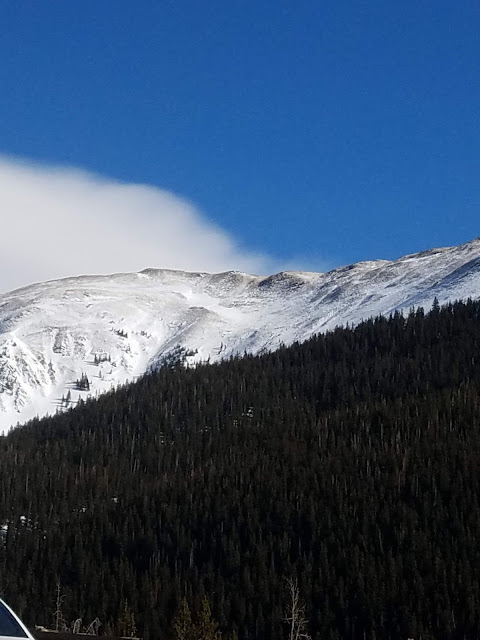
1;301;480;640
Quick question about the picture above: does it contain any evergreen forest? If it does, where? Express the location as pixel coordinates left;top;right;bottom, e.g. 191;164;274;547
2;300;480;640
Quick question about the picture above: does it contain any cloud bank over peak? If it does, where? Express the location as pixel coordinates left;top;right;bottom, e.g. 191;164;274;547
0;156;277;294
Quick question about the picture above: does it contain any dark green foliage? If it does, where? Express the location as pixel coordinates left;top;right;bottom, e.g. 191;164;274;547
173;599;194;640
2;300;480;640
173;597;221;640
94;353;111;365
119;600;137;638
75;372;90;391
194;598;222;640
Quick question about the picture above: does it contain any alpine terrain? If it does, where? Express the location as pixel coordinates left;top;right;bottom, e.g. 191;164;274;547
1;236;480;432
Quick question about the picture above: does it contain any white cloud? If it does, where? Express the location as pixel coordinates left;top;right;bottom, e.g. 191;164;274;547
0;156;277;293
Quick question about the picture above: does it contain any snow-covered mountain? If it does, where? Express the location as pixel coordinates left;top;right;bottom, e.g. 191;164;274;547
1;237;480;433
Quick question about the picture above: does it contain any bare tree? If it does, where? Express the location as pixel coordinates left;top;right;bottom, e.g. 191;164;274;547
53;582;66;632
284;578;311;640
72;618;83;634
85;617;101;636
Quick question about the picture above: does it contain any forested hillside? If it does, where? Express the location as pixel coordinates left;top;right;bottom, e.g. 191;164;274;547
2;300;480;640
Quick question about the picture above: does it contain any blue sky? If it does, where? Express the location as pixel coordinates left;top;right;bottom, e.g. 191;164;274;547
0;0;479;287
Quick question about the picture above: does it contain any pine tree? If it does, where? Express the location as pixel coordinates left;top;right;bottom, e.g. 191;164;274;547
119;600;137;638
173;599;194;640
194;598;222;640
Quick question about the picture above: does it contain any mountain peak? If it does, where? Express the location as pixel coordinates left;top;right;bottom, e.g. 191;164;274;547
1;237;480;432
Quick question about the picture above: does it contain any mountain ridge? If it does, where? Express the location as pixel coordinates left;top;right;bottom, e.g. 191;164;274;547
1;236;480;432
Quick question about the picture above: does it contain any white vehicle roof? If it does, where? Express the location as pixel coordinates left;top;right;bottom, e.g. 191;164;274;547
0;599;35;640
